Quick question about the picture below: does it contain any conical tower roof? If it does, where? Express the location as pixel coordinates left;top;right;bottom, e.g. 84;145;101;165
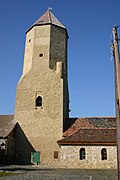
26;9;66;33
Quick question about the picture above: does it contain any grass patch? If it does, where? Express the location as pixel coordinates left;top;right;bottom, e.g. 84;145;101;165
0;172;17;177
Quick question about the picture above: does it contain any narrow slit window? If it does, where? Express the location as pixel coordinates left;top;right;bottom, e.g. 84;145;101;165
80;148;85;160
101;148;107;160
36;96;42;107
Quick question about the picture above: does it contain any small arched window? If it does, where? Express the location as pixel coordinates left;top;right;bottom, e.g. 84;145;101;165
101;148;107;160
36;96;42;107
80;148;85;160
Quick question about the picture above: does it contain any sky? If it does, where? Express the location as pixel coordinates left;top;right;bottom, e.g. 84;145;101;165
0;0;120;117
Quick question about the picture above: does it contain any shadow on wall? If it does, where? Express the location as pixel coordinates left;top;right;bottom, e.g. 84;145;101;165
64;118;78;132
15;124;35;165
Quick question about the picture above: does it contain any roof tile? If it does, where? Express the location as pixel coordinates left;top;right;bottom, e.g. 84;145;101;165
60;117;116;145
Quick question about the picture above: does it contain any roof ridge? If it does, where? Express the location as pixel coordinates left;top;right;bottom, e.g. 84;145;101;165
80;116;116;119
48;10;52;23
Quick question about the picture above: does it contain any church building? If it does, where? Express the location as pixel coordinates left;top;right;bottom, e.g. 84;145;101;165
0;9;117;169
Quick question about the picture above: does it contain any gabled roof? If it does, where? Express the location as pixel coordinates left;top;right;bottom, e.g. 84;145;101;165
58;117;116;145
26;9;66;33
0;115;17;137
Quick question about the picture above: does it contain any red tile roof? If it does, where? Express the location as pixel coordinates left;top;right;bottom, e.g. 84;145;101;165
59;117;116;145
58;128;116;145
64;117;116;137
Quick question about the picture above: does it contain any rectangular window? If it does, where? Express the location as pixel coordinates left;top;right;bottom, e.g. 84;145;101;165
54;151;58;159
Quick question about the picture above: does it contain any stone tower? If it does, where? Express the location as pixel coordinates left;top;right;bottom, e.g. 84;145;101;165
14;9;69;164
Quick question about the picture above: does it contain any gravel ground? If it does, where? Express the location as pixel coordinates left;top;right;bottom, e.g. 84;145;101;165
0;165;117;180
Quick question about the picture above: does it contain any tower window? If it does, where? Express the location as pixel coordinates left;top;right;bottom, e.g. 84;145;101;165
39;53;43;57
36;96;42;107
80;148;85;160
29;39;31;42
101;148;107;160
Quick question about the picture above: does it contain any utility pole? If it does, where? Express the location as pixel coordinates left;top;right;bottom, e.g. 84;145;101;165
112;26;120;180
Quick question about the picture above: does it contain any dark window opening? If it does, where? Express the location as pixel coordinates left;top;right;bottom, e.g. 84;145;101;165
36;96;42;107
54;151;58;159
29;39;31;42
39;53;43;57
101;148;107;160
80;148;85;160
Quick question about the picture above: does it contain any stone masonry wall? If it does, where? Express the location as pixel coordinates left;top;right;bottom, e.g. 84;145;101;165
60;145;117;169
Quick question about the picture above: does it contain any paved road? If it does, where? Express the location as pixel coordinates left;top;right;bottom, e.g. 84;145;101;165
0;165;117;180
0;173;91;180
